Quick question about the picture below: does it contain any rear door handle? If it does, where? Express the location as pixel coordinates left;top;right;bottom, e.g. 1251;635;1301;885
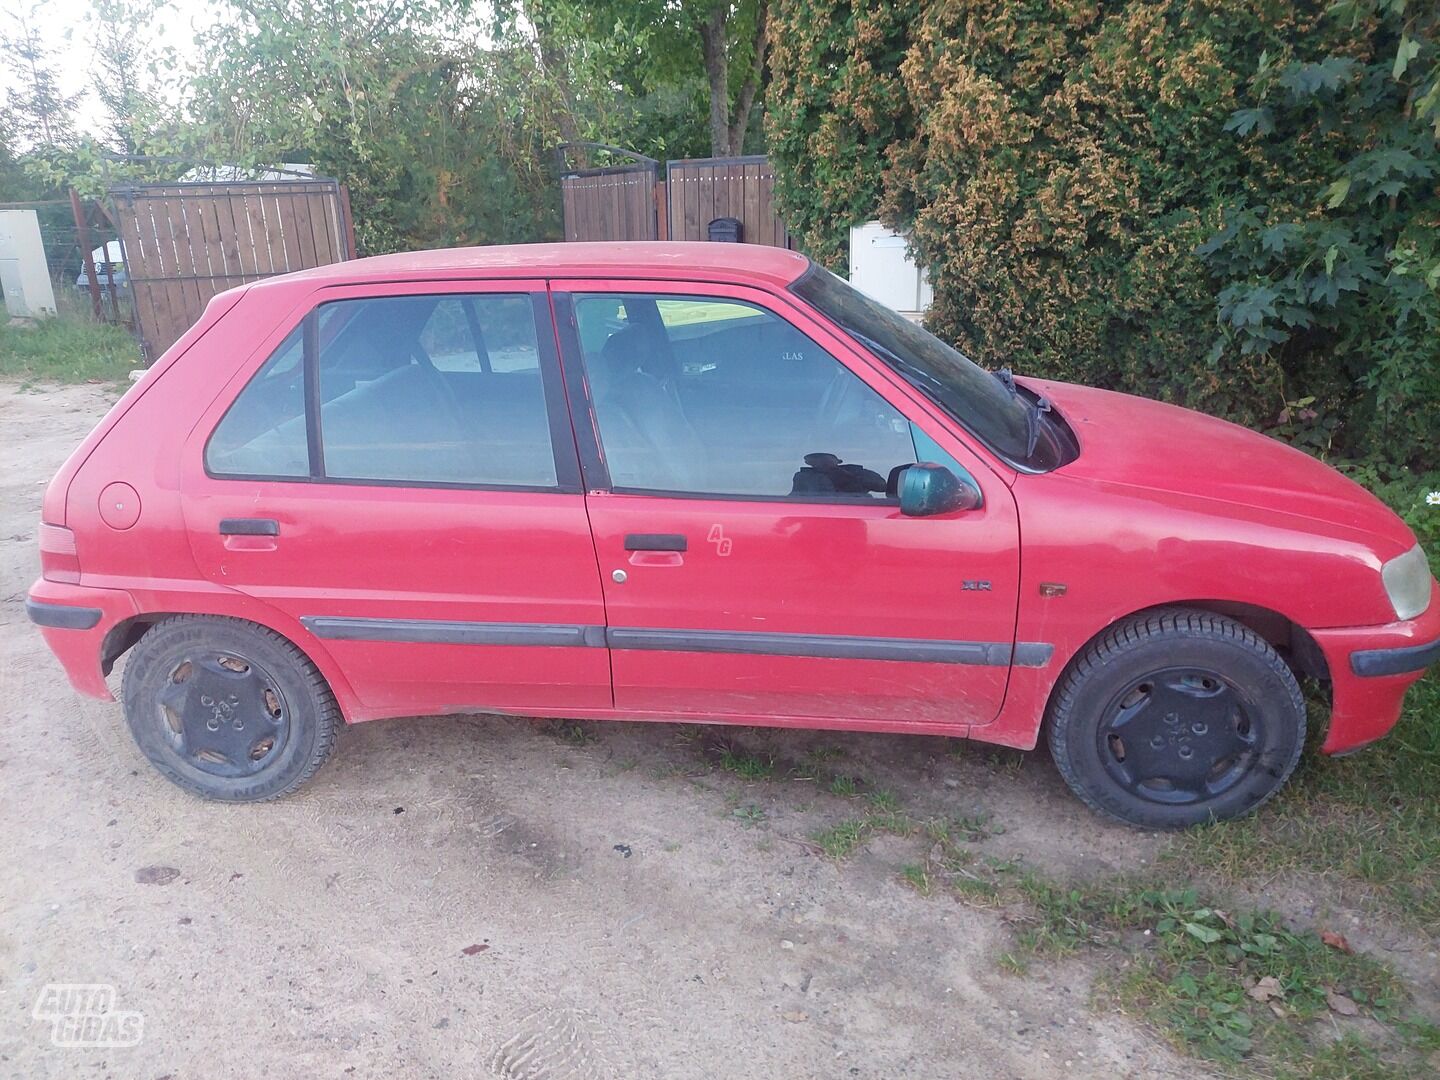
624;533;686;552
219;518;279;536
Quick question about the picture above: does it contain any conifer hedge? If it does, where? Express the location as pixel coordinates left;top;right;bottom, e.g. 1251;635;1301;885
767;1;1439;466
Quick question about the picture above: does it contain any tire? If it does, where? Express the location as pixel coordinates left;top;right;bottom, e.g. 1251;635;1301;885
1046;608;1305;829
121;615;339;801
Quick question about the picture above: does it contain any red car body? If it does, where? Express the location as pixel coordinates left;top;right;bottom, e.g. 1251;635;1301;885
27;243;1440;761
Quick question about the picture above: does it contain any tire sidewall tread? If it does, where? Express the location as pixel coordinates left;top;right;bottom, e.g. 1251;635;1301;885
121;615;339;802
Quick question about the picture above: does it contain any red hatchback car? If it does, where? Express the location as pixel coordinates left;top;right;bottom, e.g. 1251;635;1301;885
27;243;1440;828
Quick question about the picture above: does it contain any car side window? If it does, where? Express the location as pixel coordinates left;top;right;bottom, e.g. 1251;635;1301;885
573;293;963;499
206;294;557;488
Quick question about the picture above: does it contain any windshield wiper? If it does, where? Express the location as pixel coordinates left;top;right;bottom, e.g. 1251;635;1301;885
993;367;1051;456
850;331;1052;460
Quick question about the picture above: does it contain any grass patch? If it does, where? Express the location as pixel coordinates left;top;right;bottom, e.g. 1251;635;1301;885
718;748;776;779
913;823;1433;1079
1168;675;1440;932
542;719;598;746
827;774;859;796
813;818;870;859
731;804;768;828
0;301;139;384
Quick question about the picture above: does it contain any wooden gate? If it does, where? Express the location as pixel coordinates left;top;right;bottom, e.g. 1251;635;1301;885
559;161;660;242
110;179;354;361
666;156;789;248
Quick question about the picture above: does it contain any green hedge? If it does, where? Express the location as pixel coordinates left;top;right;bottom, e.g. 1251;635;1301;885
767;1;1440;468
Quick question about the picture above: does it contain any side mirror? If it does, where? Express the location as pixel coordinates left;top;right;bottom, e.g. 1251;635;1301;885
898;463;983;517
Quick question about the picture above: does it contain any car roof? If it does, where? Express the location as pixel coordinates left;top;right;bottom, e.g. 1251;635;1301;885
268;242;813;290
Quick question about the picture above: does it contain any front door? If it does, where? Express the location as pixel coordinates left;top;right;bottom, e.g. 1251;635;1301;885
181;281;611;717
553;281;1021;727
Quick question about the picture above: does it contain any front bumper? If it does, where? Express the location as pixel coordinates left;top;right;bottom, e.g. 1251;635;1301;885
1311;579;1440;754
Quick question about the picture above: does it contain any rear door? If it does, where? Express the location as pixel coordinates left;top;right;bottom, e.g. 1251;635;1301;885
553;279;1023;728
180;280;611;717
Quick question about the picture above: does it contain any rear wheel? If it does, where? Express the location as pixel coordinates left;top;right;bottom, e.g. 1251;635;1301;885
1046;609;1305;829
121;615;338;801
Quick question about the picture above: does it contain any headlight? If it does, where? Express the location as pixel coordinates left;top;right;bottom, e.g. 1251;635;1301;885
1381;544;1432;621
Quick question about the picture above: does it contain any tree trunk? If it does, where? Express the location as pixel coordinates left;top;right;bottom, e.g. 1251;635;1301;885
699;4;731;157
727;1;768;155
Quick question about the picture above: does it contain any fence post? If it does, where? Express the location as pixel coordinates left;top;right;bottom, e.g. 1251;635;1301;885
69;189;103;321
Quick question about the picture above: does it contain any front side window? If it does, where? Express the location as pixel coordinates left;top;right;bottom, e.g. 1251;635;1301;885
573;293;966;499
206;293;556;488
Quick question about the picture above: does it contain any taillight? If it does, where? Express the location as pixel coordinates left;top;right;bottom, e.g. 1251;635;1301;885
38;523;81;583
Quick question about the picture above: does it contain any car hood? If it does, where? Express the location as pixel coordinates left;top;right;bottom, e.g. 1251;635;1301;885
1023;378;1415;550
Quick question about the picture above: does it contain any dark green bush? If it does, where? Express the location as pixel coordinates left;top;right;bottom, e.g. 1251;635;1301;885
767;1;1440;467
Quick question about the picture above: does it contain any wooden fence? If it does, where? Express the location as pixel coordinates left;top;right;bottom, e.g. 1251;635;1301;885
560;163;660;243
559;153;789;249
666;156;788;247
110;179;354;361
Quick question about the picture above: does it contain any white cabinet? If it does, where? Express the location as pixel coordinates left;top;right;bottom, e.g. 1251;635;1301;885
847;221;933;321
0;209;57;318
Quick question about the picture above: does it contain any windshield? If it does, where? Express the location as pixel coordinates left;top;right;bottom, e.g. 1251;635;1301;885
791;265;1044;468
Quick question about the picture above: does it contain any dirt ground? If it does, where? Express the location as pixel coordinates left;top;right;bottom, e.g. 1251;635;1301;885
0;382;1214;1079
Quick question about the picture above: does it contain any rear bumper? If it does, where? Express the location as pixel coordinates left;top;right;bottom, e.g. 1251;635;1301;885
26;578;138;700
1311;580;1440;755
26;599;102;630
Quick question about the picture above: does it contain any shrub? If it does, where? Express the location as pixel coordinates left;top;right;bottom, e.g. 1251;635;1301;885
767;0;1440;467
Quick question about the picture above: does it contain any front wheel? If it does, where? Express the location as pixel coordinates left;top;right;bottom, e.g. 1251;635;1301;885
1046;609;1305;829
121;615;339;801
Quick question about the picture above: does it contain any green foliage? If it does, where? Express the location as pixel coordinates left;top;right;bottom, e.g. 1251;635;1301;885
0;298;139;384
171;0;621;254
768;1;1440;467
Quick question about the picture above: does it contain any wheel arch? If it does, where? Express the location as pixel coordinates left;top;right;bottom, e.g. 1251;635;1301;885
1038;599;1328;732
101;610;357;720
1129;600;1329;683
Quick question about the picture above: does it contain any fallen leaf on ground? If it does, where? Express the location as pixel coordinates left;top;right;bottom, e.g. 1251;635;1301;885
1320;930;1353;953
1326;991;1359;1016
461;943;489;956
1246;976;1283;1003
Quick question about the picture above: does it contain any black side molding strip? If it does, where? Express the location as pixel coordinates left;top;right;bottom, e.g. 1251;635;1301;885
26;600;103;630
297;615;1055;668
606;627;1053;667
1350;636;1440;678
301;616;606;649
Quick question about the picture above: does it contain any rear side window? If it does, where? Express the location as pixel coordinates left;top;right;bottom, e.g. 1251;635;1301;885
206;294;557;488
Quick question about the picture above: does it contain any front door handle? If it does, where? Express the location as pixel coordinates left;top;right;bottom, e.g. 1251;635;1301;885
624;533;686;552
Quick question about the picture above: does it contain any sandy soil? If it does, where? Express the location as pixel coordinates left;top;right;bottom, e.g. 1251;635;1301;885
0;382;1212;1079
